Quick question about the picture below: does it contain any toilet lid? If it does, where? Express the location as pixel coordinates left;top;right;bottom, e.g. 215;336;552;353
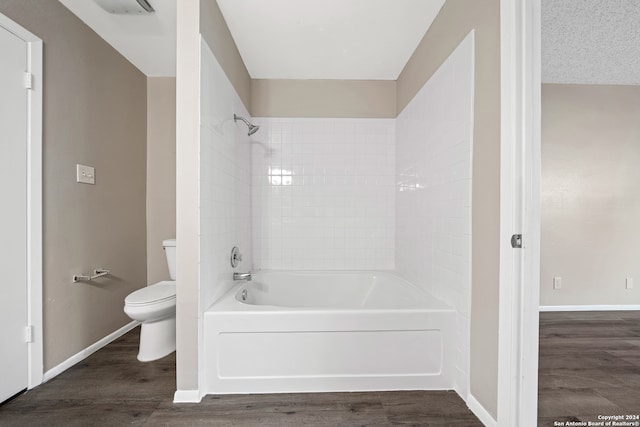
125;281;176;306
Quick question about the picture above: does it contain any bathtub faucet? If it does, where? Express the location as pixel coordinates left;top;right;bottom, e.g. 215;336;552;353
233;272;252;281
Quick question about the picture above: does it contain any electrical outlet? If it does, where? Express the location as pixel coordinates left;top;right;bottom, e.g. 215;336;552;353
553;276;562;290
76;164;95;185
626;277;633;290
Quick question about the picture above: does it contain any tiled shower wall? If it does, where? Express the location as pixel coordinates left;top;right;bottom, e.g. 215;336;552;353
200;40;252;310
251;118;395;270
395;32;474;398
204;31;473;399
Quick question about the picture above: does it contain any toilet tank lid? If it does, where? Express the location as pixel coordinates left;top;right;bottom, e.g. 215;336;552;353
162;239;176;248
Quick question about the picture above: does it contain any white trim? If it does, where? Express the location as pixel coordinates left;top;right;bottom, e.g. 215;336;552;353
43;321;139;383
467;394;497;427
540;305;640;312
527;3;542;424
497;1;541;426
197;36;205;406
521;1;542;425
27;38;43;391
173;389;203;403
0;12;44;391
497;0;522;423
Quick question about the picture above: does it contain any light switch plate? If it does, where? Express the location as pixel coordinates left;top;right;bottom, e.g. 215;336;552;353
76;164;95;185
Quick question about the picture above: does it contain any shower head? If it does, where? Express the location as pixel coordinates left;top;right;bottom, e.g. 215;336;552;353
234;114;260;136
247;123;260;136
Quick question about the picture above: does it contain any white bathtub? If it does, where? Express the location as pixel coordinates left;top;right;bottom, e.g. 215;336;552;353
204;271;455;395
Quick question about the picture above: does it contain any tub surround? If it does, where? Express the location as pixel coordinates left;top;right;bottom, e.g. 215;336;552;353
251;118;395;271
396;1;501;417
223;30;475;399
396;32;474;399
200;39;253;312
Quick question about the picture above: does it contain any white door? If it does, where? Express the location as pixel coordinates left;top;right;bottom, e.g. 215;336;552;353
0;23;29;403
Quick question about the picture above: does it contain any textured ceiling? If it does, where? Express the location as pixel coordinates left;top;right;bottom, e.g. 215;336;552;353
216;0;445;80
542;0;640;85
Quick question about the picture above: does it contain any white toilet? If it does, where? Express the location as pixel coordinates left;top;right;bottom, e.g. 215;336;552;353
124;239;176;362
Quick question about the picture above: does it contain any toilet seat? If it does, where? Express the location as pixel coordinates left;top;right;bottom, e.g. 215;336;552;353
125;281;176;307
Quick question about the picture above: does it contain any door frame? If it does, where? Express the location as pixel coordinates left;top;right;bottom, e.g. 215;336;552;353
497;0;541;425
0;13;43;389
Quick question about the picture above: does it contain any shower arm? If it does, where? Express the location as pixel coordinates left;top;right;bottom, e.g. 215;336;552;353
234;114;250;127
233;114;260;136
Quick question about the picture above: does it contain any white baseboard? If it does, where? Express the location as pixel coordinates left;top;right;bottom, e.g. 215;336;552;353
467;394;497;427
43;321;139;383
540;305;640;312
174;389;202;403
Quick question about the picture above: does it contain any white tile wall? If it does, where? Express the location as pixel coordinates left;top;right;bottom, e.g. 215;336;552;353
200;39;252;310
395;32;475;399
200;31;473;398
251;118;395;270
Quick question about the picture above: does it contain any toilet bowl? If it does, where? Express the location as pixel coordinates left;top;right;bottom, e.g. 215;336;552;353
124;239;176;362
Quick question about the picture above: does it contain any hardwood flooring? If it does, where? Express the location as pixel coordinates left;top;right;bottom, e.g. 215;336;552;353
0;327;481;426
4;312;636;426
538;311;640;426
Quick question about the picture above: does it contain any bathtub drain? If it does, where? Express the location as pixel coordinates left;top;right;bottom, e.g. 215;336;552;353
241;289;247;301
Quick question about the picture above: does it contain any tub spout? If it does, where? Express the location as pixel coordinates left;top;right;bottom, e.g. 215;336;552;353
233;272;252;281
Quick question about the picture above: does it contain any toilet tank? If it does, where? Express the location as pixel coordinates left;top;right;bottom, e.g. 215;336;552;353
162;239;176;280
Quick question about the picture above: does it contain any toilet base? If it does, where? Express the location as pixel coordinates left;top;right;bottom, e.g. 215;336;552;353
137;316;176;362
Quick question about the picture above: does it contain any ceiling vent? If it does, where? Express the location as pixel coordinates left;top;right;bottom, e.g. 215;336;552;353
94;0;154;15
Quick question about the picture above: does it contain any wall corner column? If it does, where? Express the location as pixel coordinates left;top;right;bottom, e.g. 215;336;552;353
175;0;201;397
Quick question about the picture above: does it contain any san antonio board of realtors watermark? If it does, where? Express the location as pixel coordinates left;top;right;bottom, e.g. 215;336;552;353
553;415;640;426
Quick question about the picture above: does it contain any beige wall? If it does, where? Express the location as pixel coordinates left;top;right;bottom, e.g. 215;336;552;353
177;0;252;394
397;0;501;417
200;0;397;120
147;78;176;284
176;0;201;392
200;0;251;111
0;0;147;371
251;79;396;118
541;84;640;307
176;0;254;393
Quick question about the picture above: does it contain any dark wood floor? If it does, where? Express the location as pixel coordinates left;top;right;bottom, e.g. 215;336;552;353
538;311;640;426
0;327;481;426
3;312;636;426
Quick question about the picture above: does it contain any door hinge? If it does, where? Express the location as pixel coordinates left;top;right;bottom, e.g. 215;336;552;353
25;325;34;343
23;72;33;90
511;234;523;249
